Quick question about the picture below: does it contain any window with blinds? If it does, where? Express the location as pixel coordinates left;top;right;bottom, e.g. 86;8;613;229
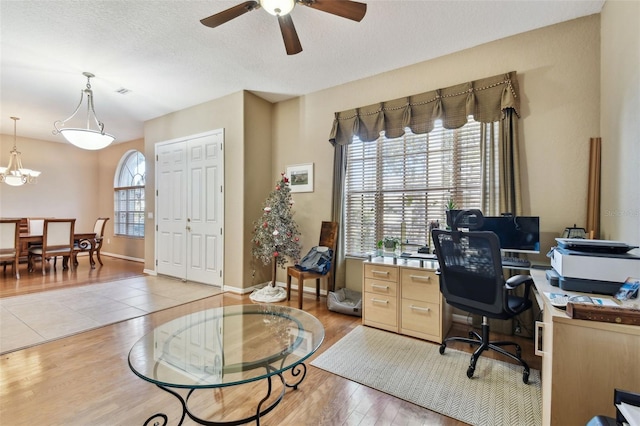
344;117;499;256
114;150;146;237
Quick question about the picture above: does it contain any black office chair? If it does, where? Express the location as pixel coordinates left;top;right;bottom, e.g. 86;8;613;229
432;209;534;384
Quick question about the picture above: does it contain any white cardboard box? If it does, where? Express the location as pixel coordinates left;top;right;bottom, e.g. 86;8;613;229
551;248;640;282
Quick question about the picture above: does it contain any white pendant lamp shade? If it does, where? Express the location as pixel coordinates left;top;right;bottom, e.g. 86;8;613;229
53;72;115;150
0;117;41;186
59;128;115;150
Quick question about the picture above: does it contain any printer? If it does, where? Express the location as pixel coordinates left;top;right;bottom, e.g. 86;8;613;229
548;238;640;295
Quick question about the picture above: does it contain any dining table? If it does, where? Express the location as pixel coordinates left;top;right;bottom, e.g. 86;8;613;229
19;232;98;269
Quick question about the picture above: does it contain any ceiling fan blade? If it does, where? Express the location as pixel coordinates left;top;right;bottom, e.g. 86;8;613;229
301;0;367;22
278;15;303;55
200;1;259;28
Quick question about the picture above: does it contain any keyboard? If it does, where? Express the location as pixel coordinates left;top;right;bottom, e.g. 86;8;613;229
501;256;531;268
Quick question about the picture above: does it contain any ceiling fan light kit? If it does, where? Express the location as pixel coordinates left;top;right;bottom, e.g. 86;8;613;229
200;0;367;55
261;0;295;16
53;72;115;150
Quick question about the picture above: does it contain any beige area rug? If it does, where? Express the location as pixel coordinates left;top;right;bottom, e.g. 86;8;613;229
311;325;541;426
0;276;223;354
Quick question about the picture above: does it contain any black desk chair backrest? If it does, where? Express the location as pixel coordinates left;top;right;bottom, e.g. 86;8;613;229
432;209;533;383
433;229;509;316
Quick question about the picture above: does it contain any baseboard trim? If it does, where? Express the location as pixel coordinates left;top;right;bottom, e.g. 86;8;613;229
225;281;288;295
222;281;330;296
452;313;472;325
120;276;331;297
101;252;144;263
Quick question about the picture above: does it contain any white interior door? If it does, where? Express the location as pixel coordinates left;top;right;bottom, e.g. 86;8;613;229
186;133;223;286
156;130;224;286
156;142;188;279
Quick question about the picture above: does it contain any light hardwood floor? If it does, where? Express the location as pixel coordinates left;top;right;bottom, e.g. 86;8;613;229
0;256;145;298
0;257;541;425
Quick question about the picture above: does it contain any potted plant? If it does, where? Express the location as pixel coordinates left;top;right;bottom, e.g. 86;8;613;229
377;237;400;254
445;198;457;211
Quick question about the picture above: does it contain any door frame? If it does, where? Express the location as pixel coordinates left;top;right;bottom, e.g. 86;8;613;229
154;129;225;285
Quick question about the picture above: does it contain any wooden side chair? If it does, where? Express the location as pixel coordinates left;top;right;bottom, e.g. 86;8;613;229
28;218;45;236
286;221;339;309
74;217;109;267
28;219;76;275
26;217;46;266
0;218;21;279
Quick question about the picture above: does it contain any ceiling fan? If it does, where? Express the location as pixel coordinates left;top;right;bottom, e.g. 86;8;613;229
200;0;367;55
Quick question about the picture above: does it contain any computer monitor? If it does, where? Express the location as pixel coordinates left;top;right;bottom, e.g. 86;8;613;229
478;216;540;254
445;209;483;230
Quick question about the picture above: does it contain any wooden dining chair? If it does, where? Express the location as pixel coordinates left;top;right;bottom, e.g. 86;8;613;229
28;219;76;275
28;218;45;235
0;219;21;279
73;217;109;266
286;221;339;310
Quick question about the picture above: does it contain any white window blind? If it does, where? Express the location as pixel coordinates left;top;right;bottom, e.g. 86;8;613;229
344;117;499;256
114;150;146;237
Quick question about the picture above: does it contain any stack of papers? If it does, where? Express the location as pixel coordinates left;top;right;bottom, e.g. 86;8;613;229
617;401;640;426
544;292;619;307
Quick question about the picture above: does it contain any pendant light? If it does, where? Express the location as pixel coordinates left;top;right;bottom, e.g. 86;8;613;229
0;117;41;186
53;72;115;150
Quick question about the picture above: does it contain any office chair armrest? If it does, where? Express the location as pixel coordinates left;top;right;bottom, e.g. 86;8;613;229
505;274;531;289
505;274;534;299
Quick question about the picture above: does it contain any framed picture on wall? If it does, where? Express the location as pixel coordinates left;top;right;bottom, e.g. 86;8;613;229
286;163;314;193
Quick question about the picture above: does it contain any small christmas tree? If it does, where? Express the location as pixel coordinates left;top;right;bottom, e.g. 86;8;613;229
250;172;302;302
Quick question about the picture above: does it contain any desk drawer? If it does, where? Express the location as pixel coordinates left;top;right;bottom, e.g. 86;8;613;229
364;278;397;297
363;292;398;329
401;299;440;340
400;269;439;302
364;264;398;282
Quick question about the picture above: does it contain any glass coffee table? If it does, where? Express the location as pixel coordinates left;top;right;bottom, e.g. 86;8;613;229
128;304;324;426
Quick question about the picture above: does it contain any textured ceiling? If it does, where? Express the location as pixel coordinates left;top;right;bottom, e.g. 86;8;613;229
0;0;604;144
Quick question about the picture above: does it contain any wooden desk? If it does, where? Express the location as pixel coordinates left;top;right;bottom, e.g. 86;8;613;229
19;232;98;269
362;257;452;344
531;269;640;426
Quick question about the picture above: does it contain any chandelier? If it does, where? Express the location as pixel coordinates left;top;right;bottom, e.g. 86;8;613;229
0;117;41;186
53;72;115;150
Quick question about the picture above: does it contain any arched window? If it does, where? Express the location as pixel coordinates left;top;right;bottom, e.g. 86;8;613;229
114;150;145;237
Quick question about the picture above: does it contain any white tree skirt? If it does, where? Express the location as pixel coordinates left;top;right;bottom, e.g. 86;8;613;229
250;284;287;303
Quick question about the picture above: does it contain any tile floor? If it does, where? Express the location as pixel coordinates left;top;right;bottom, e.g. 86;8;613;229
0;275;222;354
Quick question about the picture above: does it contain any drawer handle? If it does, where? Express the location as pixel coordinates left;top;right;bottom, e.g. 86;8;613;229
371;298;389;305
409;274;431;282
410;305;430;312
371;284;389;290
371;270;390;276
534;321;546;356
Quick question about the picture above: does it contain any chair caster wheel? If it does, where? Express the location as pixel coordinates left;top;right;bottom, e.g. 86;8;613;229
439;344;446;355
523;370;529;384
466;366;475;378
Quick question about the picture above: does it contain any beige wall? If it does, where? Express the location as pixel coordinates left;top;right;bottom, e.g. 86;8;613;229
97;138;145;260
273;15;604;290
7;5;636;293
0;136;99;231
244;92;275;287
0;134;145;260
144;91;273;291
600;0;640;245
